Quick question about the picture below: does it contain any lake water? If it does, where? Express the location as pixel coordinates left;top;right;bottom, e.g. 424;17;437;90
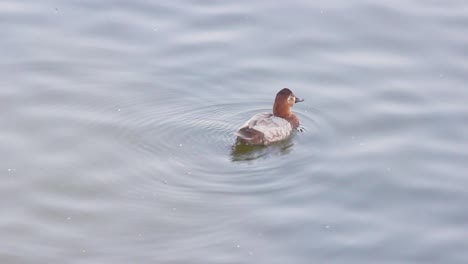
1;0;468;263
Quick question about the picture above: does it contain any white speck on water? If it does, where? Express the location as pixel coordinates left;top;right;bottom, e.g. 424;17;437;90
236;244;240;248
67;216;71;220
186;171;192;175
172;207;176;211
179;144;183;147
162;180;167;184
7;168;12;172
117;108;121;112
325;225;330;229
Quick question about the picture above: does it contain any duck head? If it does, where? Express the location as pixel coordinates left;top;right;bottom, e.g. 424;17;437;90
273;88;303;118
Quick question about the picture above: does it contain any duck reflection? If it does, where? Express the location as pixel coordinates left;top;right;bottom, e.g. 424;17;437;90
230;136;295;162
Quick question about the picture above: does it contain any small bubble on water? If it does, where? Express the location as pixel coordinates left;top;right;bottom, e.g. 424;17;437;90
179;143;183;147
117;108;121;112
236;244;240;248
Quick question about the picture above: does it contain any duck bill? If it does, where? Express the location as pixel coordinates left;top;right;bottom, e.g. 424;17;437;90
295;97;304;103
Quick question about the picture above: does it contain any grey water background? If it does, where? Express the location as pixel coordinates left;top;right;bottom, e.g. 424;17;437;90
1;0;468;263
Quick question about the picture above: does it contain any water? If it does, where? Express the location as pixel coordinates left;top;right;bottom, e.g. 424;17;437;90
1;0;468;263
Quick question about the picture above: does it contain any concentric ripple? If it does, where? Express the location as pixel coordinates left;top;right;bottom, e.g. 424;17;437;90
118;99;337;197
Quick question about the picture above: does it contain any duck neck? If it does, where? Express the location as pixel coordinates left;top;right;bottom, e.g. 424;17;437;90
273;103;292;119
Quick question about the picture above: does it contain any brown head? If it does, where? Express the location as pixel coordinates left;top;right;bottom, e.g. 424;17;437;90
273;88;304;118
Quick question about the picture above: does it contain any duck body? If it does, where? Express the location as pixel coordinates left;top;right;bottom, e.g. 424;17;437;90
235;88;303;145
235;112;296;145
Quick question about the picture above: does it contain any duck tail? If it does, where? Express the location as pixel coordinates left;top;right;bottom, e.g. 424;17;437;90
235;127;264;145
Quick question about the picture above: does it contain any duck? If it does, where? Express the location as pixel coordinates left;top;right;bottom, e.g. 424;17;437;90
235;88;304;145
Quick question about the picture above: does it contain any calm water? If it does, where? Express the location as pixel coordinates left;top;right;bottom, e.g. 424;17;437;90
1;0;468;263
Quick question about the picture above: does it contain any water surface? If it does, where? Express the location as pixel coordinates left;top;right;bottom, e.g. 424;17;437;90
1;0;468;263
